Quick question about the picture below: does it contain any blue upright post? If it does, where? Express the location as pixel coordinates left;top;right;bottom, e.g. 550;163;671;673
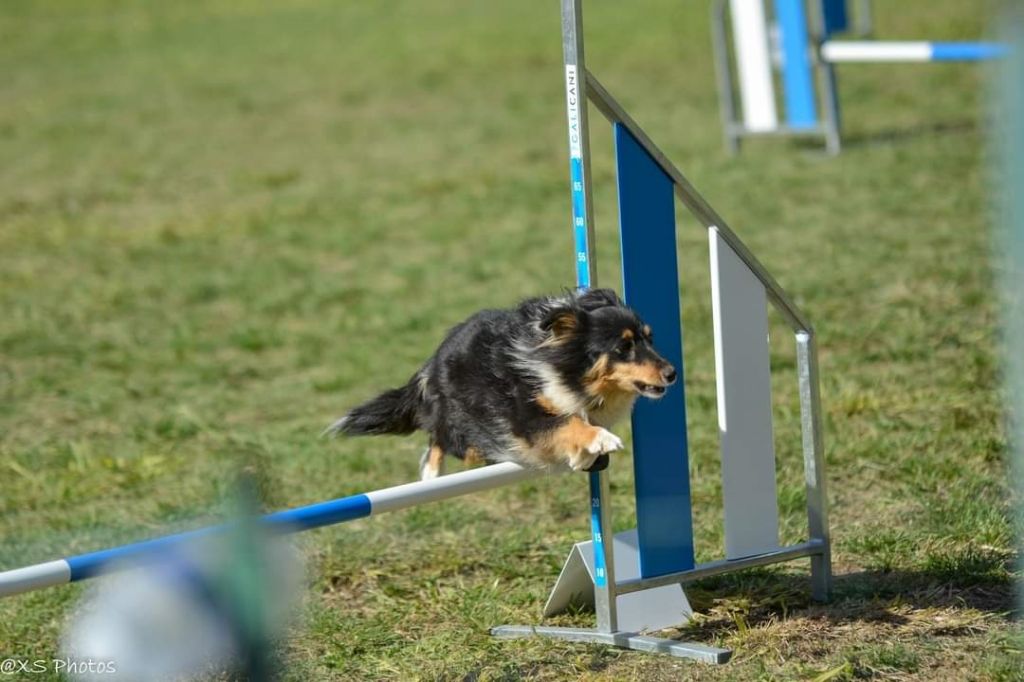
614;123;694;578
775;0;819;129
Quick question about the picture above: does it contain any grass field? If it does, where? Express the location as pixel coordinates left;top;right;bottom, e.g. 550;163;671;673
1;0;1020;679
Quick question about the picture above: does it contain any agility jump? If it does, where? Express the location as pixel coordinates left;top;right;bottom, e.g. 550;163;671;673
714;0;1008;153
0;0;830;664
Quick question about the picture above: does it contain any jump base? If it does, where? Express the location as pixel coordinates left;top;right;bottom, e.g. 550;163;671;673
491;625;732;664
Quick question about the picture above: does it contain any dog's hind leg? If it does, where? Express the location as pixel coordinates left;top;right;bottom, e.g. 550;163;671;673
463;446;486;470
419;444;446;481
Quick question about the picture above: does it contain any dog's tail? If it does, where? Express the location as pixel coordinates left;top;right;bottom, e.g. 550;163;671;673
323;378;422;438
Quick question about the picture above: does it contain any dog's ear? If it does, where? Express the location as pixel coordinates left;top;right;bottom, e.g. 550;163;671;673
576;288;624;311
540;306;580;339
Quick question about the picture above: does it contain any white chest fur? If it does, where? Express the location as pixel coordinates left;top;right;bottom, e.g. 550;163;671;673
588;392;637;428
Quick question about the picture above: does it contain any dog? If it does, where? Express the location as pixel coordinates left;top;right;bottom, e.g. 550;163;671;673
324;288;676;480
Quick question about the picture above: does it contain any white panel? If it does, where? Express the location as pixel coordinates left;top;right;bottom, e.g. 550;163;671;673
709;228;780;559
821;41;932;63
729;0;779;131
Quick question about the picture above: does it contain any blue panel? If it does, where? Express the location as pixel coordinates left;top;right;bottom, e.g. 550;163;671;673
614;123;694;578
775;0;819;129
821;0;849;37
931;42;1009;62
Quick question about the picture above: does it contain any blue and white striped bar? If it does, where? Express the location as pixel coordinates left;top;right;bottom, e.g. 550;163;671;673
0;461;538;599
822;41;1009;63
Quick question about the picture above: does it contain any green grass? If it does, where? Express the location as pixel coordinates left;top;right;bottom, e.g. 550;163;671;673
0;0;1020;679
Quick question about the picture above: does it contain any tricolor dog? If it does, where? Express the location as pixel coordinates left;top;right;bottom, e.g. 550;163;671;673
326;289;676;479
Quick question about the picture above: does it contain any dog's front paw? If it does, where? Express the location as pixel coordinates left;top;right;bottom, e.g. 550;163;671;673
585;427;623;455
569;428;623;471
569;451;600;471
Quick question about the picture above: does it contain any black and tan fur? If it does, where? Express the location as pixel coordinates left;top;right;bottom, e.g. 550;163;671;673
325;289;676;479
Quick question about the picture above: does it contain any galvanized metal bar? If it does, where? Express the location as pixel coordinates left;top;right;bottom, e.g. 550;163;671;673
856;0;873;38
711;0;741;154
614;539;826;596
562;0;599;286
995;6;1024;620
585;70;814;333
561;0;618;634
806;0;843;154
491;625;732;664
796;330;832;601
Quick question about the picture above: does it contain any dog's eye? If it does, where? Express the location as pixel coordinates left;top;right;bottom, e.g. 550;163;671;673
618;339;634;356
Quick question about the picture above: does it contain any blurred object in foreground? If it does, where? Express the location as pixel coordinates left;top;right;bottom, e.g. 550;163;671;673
993;7;1024;615
61;479;304;681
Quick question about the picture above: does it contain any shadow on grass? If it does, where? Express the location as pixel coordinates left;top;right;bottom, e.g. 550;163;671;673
672;560;1017;644
840;118;980;148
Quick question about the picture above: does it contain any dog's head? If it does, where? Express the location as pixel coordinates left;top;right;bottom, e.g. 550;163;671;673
540;288;676;400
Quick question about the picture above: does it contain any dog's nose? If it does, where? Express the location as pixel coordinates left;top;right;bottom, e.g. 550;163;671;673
663;367;677;384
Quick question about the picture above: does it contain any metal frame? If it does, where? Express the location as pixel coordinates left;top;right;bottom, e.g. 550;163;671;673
493;627;731;664
854;0;873;38
711;0;741;154
559;0;619;635
806;0;844;154
714;0;1004;154
587;65;830;603
494;0;830;664
713;0;843;154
